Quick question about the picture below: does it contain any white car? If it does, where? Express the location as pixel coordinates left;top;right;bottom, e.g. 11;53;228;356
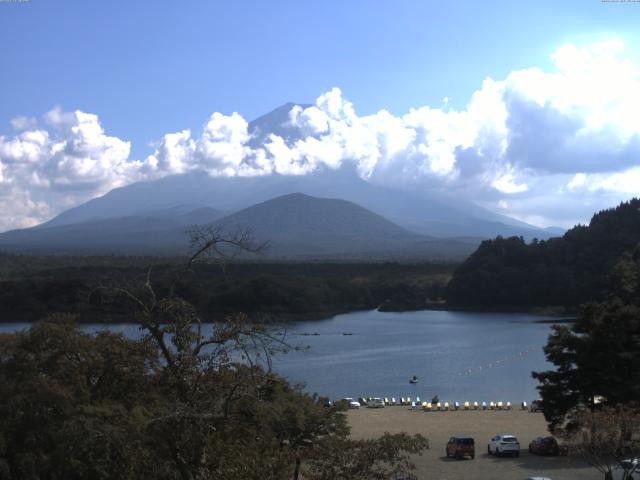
488;434;520;457
367;397;385;408
341;398;361;409
612;458;639;480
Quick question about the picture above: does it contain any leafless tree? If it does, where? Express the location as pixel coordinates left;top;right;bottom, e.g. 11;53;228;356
562;407;640;480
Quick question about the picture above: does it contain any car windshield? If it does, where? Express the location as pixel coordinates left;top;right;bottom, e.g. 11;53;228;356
617;460;637;470
456;438;474;445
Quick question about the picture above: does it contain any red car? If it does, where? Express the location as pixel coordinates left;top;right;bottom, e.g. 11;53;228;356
528;436;559;456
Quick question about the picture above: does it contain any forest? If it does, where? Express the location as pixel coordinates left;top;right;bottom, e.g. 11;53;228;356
446;198;640;310
0;255;453;323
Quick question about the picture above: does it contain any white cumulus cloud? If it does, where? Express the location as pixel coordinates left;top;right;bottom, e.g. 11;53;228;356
1;39;640;231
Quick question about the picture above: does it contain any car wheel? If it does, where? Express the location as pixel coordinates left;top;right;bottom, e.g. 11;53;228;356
488;445;491;455
529;446;532;453
471;454;475;459
446;449;449;458
515;452;520;457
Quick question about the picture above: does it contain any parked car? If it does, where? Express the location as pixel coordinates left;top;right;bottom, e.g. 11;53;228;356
530;399;543;412
341;397;361;409
367;397;385;408
488;434;520;457
446;436;475;459
528;436;559;456
612;458;639;480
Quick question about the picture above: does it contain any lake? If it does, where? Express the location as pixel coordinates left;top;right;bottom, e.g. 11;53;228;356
0;309;559;404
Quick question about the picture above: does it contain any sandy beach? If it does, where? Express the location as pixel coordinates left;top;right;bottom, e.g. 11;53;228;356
347;407;601;480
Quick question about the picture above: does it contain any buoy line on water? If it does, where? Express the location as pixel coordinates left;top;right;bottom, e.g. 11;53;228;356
448;345;538;379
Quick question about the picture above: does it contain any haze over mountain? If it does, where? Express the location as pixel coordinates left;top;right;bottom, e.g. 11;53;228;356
0;103;570;258
0;193;481;259
28;103;558;243
211;193;480;258
0;206;225;254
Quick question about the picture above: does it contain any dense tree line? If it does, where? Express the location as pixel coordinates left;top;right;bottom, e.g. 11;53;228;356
0;258;453;322
446;198;640;310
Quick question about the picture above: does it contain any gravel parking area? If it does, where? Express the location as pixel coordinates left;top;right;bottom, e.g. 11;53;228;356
347;407;600;480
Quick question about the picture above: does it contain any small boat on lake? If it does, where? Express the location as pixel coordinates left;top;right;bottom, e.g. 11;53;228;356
409;375;418;384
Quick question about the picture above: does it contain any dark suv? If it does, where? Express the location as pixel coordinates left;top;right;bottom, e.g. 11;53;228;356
446;436;475;459
529;436;559;456
530;400;543;412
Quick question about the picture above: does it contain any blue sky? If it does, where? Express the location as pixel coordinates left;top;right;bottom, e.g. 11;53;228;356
1;0;640;230
3;0;638;157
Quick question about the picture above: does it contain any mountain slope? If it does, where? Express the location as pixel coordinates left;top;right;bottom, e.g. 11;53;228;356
213;193;420;256
0;193;480;259
0;207;225;254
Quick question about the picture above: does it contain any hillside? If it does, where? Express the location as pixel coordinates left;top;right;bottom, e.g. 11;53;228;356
214;193;421;256
0;207;224;255
0;193;479;259
445;198;640;309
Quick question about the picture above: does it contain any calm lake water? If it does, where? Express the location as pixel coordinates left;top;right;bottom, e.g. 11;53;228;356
0;309;559;404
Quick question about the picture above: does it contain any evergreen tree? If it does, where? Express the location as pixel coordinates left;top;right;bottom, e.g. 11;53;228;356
533;249;640;431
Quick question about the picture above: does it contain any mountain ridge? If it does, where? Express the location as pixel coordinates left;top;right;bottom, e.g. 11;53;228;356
0;192;482;259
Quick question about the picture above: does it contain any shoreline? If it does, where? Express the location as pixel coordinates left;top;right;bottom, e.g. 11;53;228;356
0;304;578;325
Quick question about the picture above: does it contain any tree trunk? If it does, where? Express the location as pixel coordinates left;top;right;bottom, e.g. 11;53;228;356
293;456;301;480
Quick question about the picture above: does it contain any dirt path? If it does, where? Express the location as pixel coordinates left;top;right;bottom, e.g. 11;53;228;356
347;407;600;480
